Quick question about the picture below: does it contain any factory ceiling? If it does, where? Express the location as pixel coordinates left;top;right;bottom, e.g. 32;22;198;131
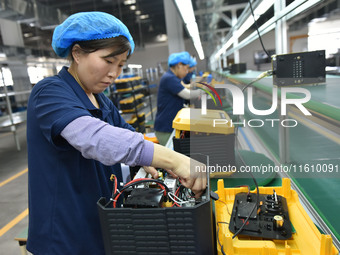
0;0;338;59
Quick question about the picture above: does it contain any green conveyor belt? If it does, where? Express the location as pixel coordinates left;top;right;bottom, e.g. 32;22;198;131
223;70;340;241
210;150;278;192
227;70;340;122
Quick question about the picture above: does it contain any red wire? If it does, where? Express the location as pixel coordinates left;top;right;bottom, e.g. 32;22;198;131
171;201;181;207
113;178;167;208
124;178;155;186
170;185;182;207
175;185;181;196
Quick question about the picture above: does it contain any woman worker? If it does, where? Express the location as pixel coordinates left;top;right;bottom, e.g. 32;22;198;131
154;52;201;145
26;12;206;255
182;56;197;85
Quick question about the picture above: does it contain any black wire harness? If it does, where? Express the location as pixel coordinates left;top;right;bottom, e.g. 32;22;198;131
248;0;271;59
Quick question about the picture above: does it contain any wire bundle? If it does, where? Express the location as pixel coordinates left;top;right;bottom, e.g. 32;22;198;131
108;176;170;208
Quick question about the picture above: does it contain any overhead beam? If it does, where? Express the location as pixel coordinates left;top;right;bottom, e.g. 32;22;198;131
219;12;232;26
200;27;230;35
194;3;247;16
224;0;324;57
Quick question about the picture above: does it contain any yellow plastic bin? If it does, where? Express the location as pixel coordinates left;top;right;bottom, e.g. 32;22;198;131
214;178;339;255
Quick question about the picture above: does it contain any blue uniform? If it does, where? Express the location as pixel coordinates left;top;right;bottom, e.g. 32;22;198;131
154;70;185;132
26;66;134;255
183;72;193;84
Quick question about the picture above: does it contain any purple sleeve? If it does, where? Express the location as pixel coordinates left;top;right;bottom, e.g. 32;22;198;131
60;116;154;166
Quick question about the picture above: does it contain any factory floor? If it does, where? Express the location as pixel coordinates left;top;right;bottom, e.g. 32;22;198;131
0;125;29;255
0;94;157;255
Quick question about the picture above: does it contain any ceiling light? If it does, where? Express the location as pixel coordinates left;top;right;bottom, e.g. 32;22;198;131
186;22;204;60
174;0;195;24
140;14;149;20
24;32;33;38
186;22;199;39
123;0;136;5
130;5;136;10
40;24;57;30
135;10;141;15
156;34;167;42
174;0;204;60
194;40;204;60
309;17;327;23
128;64;142;69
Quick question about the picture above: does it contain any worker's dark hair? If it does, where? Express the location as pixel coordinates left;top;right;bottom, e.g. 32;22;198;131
68;35;132;61
169;62;187;68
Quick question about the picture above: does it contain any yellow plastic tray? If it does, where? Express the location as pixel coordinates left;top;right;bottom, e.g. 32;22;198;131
215;178;338;255
116;84;143;92
121;103;145;113
119;93;144;104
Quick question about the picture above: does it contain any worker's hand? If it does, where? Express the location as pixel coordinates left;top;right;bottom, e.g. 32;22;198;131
151;144;207;198
165;169;178;179
171;155;207;199
195;82;204;89
143;166;159;179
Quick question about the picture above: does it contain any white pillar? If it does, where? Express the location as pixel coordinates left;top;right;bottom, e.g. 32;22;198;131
163;0;185;54
231;9;240;63
275;0;289;164
275;0;288;55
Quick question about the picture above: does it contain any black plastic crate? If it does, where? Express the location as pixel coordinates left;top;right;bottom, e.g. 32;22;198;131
98;154;215;255
97;198;215;255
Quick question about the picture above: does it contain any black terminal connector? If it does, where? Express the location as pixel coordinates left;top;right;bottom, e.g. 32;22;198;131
210;191;219;201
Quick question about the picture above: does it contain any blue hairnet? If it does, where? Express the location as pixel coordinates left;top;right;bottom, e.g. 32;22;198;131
52;11;135;58
168;51;191;67
189;57;197;68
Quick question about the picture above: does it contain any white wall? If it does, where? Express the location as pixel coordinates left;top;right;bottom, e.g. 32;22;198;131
128;38;207;78
128;42;169;70
232;26;309;71
308;16;340;57
238;30;276;71
290;27;308;53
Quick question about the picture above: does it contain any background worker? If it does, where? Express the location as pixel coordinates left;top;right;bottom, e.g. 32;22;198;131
182;56;197;86
26;12;206;255
154;51;202;145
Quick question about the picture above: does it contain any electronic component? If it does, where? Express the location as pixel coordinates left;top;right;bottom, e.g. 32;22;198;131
163;176;177;194
123;188;164;208
272;50;326;86
229;190;292;239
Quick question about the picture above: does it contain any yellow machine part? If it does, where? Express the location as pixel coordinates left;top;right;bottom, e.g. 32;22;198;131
215;178;339;255
172;108;234;138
